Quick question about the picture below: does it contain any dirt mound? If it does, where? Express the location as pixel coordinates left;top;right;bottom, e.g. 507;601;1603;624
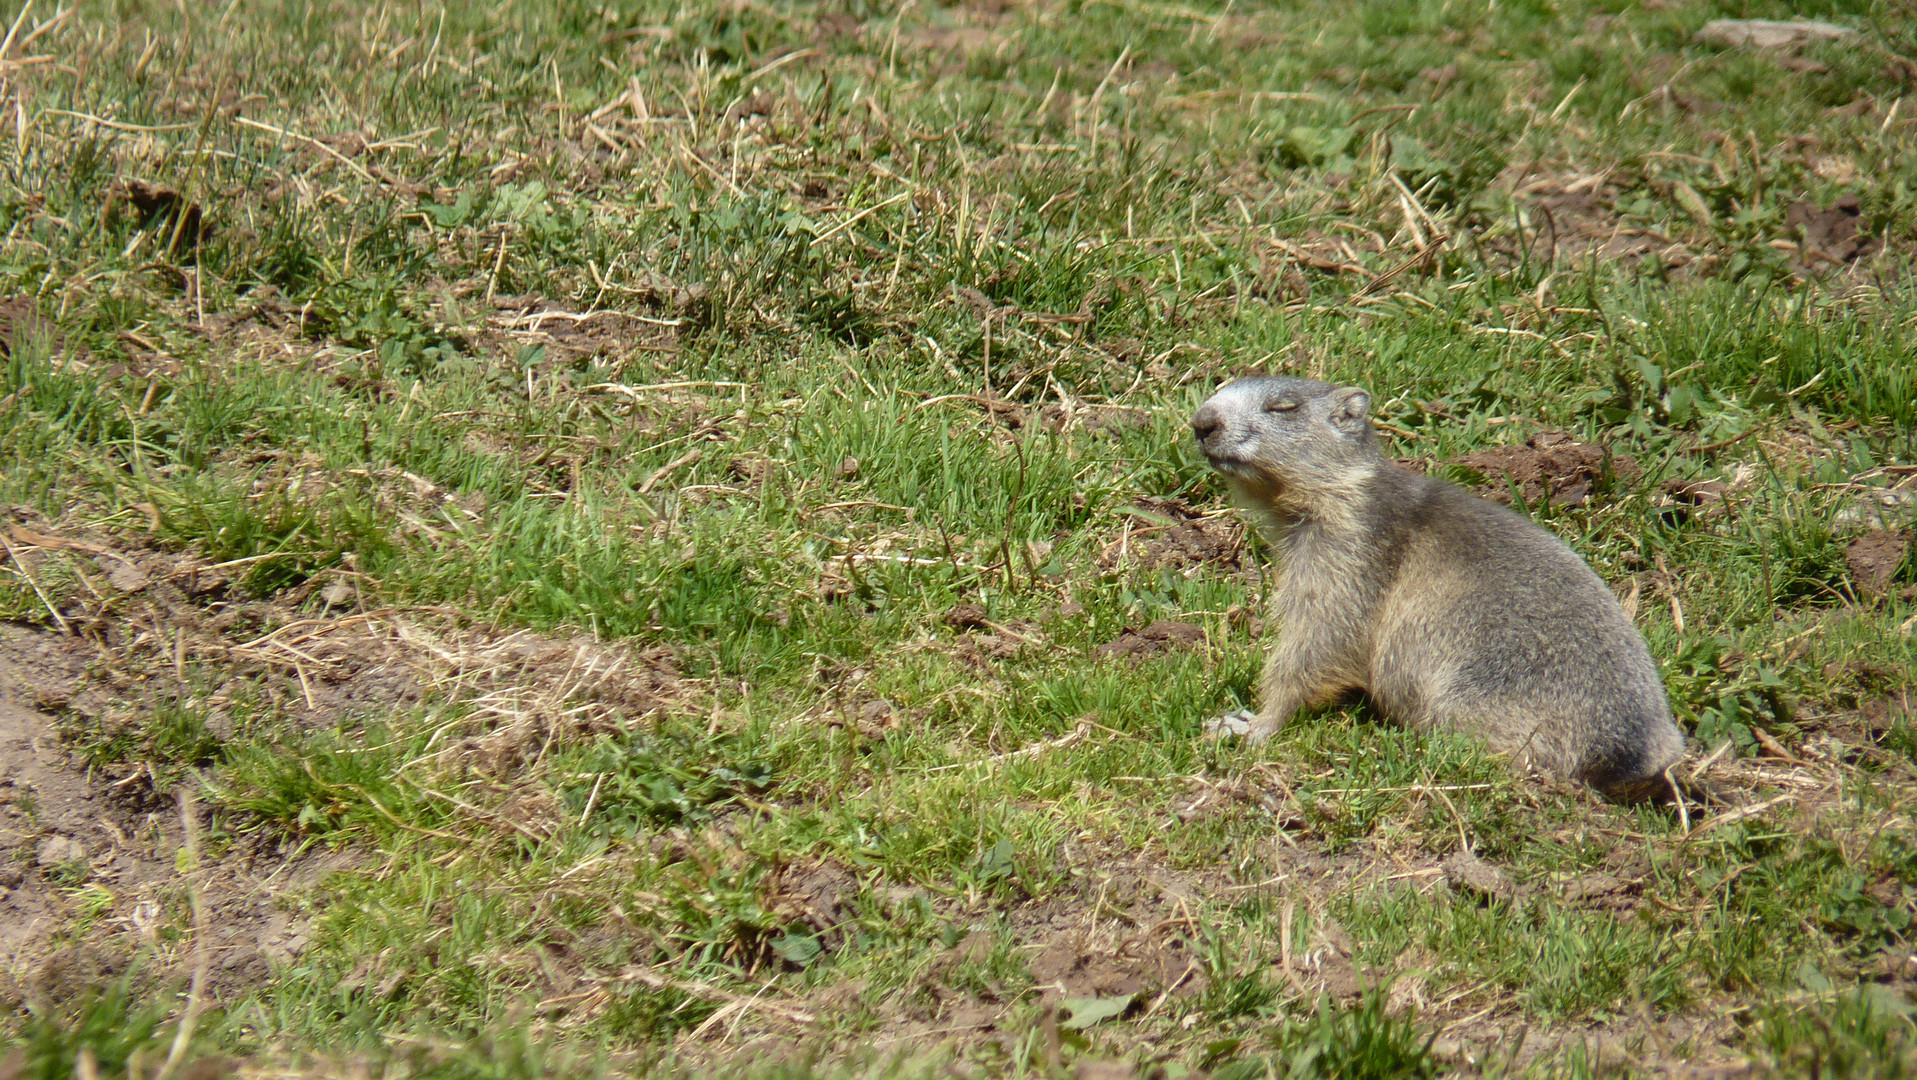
944;602;991;631
773;859;861;952
1027;930;1201;1011
1847;528;1910;597
1018;854;1372;1015
1787;195;1880;269
941;604;1048;668
1100;498;1248;575
1095;619;1206;659
1505;173;1672;267
1452;431;1636;508
1012;860;1222;1010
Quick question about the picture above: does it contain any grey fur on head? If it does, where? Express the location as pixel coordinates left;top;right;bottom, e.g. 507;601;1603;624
1193;376;1684;800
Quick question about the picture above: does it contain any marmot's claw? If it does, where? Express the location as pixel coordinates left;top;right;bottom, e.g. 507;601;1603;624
1203;708;1259;739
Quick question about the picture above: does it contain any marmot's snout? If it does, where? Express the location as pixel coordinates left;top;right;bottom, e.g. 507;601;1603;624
1191;402;1224;444
1192;398;1250;477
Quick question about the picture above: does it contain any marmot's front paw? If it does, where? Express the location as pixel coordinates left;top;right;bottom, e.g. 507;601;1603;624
1203;708;1259;739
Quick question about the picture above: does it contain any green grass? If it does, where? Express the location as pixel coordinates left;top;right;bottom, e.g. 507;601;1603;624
2;0;1916;1076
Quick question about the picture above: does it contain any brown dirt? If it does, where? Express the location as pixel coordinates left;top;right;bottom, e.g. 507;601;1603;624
0;603;688;1016
1858;691;1915;739
1100;498;1250;575
1847;528;1911;596
1452;431;1637;508
777;858;862;950
0;632;339;1011
940;603;1050;667
1787;194;1881;269
0;512;683;746
0;297;59;359
1506;172;1677;268
994;845;1378;1039
0;512;690;1018
944;602;991;631
1094;619;1207;660
1441;848;1517;902
1023;922;1210;1027
1500;168;1903;287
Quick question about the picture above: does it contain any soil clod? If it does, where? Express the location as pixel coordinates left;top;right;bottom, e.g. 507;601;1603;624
1788;195;1879;266
1095;619;1206;659
1453;431;1635;508
1443;848;1518;902
1848;528;1911;596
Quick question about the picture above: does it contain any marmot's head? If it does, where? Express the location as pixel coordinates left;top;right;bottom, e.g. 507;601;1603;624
1192;377;1379;502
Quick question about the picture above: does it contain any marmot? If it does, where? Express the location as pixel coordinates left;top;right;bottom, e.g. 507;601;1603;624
1191;376;1684;800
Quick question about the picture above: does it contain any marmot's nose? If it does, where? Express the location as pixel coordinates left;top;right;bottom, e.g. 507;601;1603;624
1192;403;1222;442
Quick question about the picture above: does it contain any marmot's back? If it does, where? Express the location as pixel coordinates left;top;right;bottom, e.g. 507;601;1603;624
1191;375;1685;800
1370;473;1682;792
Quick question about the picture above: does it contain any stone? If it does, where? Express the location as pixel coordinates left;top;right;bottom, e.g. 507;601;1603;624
1695;19;1856;49
35;834;84;868
1443;847;1517;901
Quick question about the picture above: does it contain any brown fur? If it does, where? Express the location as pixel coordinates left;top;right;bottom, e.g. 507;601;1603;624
1193;377;1685;799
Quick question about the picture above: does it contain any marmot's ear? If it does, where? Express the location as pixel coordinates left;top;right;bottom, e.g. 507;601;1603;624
1328;387;1371;435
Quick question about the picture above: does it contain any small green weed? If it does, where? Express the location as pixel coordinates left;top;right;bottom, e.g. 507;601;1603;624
1207;990;1438;1080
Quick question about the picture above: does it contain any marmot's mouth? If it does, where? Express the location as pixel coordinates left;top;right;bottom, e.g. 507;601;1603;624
1203;452;1261;479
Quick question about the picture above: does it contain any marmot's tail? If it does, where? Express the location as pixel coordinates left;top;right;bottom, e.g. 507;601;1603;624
1583;719;1685;804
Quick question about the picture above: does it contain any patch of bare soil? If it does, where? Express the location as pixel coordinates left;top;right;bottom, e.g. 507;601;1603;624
1502;166;1900;287
0;602;690;1018
1808;659;1916;753
0;634;338;1012
0;512;683;739
1509;172;1676;267
0;296;60;358
1023;873;1374;1027
1452;431;1637;508
1847;528;1911;597
941;602;1049;667
11;612;683;839
904;856;1237;1049
1430;1011;1751;1076
1099;498;1250;576
901;0;1019;55
1787;194;1882;272
0;509;692;1016
1094;619;1206;660
691;824;1440;1059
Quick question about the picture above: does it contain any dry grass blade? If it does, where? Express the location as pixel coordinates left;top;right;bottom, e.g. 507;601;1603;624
0;534;70;634
155;785;209;1080
1684;794;1798;841
610;967;816;1025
